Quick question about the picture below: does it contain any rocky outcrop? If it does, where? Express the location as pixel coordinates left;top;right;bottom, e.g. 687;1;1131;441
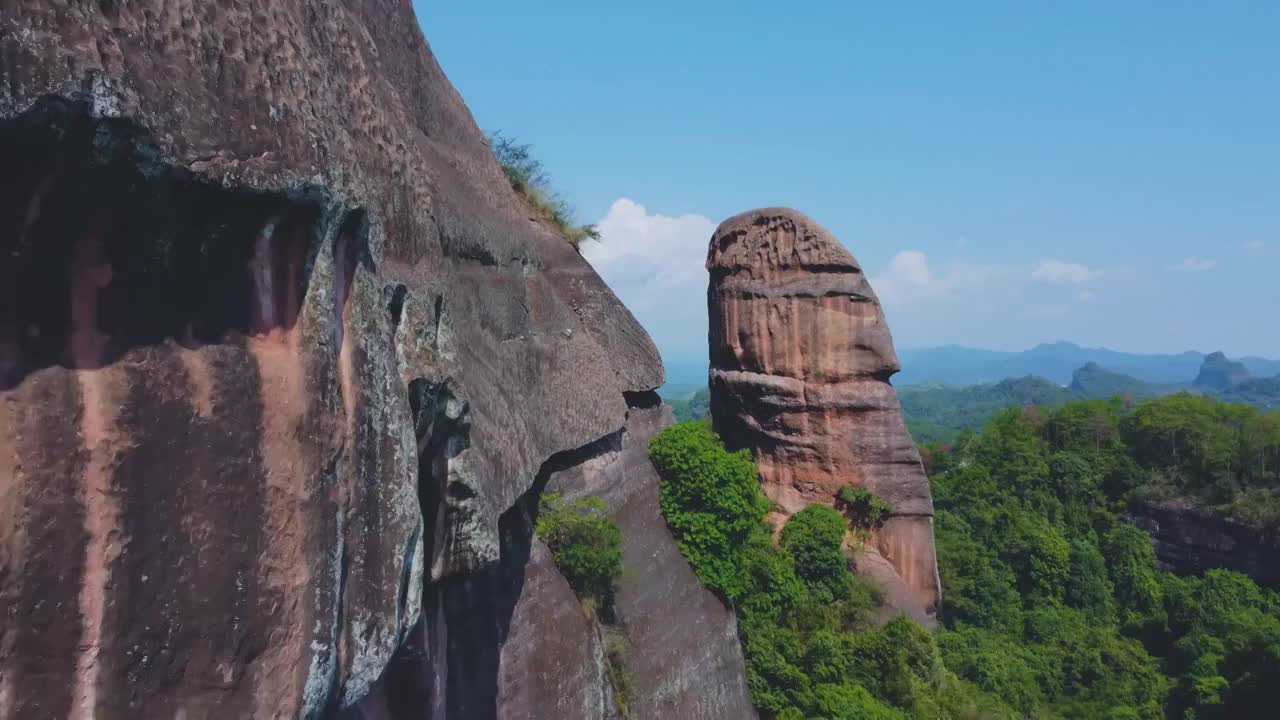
1194;351;1250;391
347;401;756;720
706;208;940;616
0;3;729;719
539;403;757;719
1129;497;1280;589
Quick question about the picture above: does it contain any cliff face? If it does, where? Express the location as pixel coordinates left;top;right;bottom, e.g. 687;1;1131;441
0;3;742;719
706;208;941;617
1130;497;1280;589
348;403;757;720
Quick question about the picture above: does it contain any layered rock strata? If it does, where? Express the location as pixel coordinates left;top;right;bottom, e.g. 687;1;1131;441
0;3;746;719
706;207;941;615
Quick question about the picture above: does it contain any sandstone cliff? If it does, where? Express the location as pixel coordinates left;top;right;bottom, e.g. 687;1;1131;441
0;3;746;718
706;208;941;617
1130;497;1280;590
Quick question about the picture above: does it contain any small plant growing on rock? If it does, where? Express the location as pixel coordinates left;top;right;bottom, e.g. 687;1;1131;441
835;484;892;533
489;131;601;250
535;493;623;612
535;493;632;716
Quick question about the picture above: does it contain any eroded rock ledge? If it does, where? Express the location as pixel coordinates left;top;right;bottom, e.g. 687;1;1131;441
706;207;941;617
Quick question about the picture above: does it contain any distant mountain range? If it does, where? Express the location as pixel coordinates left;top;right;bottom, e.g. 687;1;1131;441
899;351;1280;442
894;342;1280;386
664;346;1280;443
659;342;1280;391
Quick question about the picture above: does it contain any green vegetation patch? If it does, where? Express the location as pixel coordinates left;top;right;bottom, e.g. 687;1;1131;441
535;493;624;610
647;420;770;601
930;399;1280;719
489;131;601;249
534;492;631;714
836;485;892;535
648;420;1015;719
650;394;1280;718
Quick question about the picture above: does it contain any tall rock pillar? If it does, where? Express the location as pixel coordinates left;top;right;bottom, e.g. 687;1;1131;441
706;208;941;615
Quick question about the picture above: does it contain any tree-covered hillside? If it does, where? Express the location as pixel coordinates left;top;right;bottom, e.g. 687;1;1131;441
649;392;1280;718
666;354;1280;445
899;376;1077;443
927;395;1280;719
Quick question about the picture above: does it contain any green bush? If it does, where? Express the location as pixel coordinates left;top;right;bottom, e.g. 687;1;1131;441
648;420;770;601
650;421;1012;720
927;396;1280;720
534;493;623;609
781;505;854;602
837;485;893;532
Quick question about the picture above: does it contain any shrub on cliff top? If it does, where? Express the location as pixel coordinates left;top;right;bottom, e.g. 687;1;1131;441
488;131;601;249
535;493;623;610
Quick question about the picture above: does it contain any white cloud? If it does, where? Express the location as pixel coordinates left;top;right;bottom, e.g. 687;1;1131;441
1031;259;1099;284
871;250;1000;308
1243;240;1266;256
581;198;716;357
1167;256;1216;272
1077;289;1096;302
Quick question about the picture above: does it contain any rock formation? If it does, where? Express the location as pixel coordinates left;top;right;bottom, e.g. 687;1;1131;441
0;3;746;718
1130;496;1280;590
706;208;941;616
1194;351;1250;391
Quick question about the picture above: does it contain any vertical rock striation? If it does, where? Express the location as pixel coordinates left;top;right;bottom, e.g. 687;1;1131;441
706;208;941;617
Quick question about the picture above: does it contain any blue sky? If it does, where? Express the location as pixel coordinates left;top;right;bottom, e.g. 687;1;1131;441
414;2;1280;363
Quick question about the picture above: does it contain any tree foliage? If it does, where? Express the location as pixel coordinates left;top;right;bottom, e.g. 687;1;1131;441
535;493;623;609
649;421;1013;719
651;392;1280;719
836;485;893;533
930;397;1280;719
647;420;770;601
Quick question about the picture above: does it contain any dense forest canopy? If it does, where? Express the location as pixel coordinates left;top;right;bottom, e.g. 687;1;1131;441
929;396;1280;719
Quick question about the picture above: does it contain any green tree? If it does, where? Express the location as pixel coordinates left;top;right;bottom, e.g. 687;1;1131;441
534;493;623;609
1064;538;1116;621
781;505;854;602
648;420;770;600
1004;513;1071;601
1101;525;1166;632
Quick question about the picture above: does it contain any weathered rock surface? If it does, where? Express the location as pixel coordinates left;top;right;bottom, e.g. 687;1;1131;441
706;208;941;616
0;2;696;719
541;403;758;719
345;401;757;720
1130;496;1280;589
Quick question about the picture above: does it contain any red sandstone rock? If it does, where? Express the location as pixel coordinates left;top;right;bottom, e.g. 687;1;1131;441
0;3;671;719
707;207;941;615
